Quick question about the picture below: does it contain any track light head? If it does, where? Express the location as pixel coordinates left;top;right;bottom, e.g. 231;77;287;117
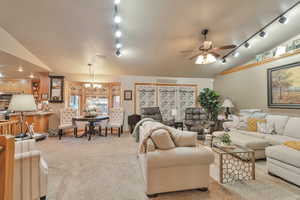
116;49;122;57
114;15;122;24
116;43;122;49
115;30;122;38
233;51;240;57
114;0;121;4
259;31;267;38
279;16;288;24
244;42;250;48
221;58;226;64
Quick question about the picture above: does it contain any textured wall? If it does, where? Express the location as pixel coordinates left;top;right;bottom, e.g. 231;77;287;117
214;54;300;116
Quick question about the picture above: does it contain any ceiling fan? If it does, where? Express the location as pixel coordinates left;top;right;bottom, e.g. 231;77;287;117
181;29;236;64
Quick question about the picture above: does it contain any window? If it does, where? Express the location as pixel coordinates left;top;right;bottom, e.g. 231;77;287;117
70;95;80;111
86;96;109;114
113;95;121;108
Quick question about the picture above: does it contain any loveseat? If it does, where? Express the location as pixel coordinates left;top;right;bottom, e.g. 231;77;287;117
138;121;214;197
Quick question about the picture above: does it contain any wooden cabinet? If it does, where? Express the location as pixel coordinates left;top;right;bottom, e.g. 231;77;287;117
0;79;31;94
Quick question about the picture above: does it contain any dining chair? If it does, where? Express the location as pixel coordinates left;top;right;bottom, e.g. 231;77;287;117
58;107;86;140
106;108;124;137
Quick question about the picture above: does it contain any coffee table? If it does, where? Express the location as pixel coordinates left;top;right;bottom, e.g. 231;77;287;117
209;143;255;184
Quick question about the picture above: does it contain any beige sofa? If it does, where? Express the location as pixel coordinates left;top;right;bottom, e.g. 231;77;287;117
220;112;300;186
14;139;48;200
138;122;214;197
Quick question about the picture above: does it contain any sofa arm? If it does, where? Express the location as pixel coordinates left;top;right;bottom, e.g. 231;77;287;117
14;151;48;199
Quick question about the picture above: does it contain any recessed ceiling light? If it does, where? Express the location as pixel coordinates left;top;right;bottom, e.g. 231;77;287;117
244;42;251;48
114;0;121;4
17;66;23;72
115;30;122;38
233;51;240;57
116;43;122;49
259;31;267;38
114;16;122;24
278;16;288;24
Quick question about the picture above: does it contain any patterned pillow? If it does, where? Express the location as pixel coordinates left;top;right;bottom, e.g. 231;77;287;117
257;121;275;134
247;118;266;132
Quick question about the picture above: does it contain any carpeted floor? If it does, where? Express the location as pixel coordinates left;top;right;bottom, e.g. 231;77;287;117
36;133;300;200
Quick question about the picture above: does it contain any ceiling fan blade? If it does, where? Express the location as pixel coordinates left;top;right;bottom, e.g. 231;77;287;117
209;51;221;58
180;49;195;53
218;45;237;50
189;53;202;60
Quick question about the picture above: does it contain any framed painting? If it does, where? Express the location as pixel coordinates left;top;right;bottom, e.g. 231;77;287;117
124;90;132;101
49;75;64;103
267;62;300;108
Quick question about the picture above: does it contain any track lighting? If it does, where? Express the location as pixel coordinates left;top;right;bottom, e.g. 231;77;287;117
244;42;250;48
114;15;122;24
278;16;288;24
233;52;240;57
115;30;122;38
259;31;267;38
114;0;121;4
116;49;122;57
116;43;122;49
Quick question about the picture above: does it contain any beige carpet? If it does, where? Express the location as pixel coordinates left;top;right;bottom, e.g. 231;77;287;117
36;134;300;200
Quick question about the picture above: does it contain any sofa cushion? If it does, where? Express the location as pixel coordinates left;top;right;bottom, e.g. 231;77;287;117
264;135;300;145
150;129;175;150
265;115;289;135
266;145;300;168
229;132;269;150
234;130;266;139
147;147;214;168
283;117;300;139
168;128;197;147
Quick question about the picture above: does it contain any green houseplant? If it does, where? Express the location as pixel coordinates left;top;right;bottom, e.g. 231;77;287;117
198;88;221;121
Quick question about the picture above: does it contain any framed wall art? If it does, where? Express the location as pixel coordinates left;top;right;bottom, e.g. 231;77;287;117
267;62;300;108
49;75;64;103
124;90;132;101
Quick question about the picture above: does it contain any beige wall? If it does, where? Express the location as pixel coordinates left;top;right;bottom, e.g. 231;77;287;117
214;54;300;117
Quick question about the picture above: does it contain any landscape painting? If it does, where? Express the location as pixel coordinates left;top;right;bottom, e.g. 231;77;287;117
268;62;300;108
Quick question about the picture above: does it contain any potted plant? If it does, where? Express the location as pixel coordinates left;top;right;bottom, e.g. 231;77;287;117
198;88;221;121
220;133;232;146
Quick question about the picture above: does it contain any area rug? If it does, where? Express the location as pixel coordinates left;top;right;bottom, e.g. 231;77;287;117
36;134;300;200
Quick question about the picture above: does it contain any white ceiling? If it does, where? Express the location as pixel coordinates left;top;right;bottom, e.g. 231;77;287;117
0;0;299;78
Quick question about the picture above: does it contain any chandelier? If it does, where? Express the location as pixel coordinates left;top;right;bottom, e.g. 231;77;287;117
84;63;102;89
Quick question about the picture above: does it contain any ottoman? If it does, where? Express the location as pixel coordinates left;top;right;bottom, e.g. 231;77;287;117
266;145;300;186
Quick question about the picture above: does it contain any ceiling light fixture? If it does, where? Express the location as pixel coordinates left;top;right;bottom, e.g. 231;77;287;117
29;73;34;79
114;0;121;4
116;43;122;49
233;51;240;57
278;16;288;24
115;30;122;38
0;73;3;78
244;42;250;48
17;66;23;72
195;54;216;64
259;31;267;38
114;15;122;24
221;58;226;64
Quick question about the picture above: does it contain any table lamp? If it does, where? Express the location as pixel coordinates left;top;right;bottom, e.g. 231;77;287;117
8;94;37;138
222;98;234;119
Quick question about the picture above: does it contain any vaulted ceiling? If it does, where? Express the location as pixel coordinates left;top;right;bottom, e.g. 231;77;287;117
0;0;299;78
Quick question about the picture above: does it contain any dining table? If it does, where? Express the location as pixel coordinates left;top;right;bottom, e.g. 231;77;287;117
72;115;109;141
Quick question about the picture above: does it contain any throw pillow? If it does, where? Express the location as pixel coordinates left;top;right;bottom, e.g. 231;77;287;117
257;121;275;134
150;129;176;150
247;118;266;132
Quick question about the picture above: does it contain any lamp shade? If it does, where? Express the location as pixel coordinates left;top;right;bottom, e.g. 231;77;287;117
8;94;37;112
222;98;234;108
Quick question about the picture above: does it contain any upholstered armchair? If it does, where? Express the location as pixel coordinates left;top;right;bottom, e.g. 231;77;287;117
184;107;215;139
106;108;124;137
140;107;175;126
58;108;86;140
14;139;48;200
